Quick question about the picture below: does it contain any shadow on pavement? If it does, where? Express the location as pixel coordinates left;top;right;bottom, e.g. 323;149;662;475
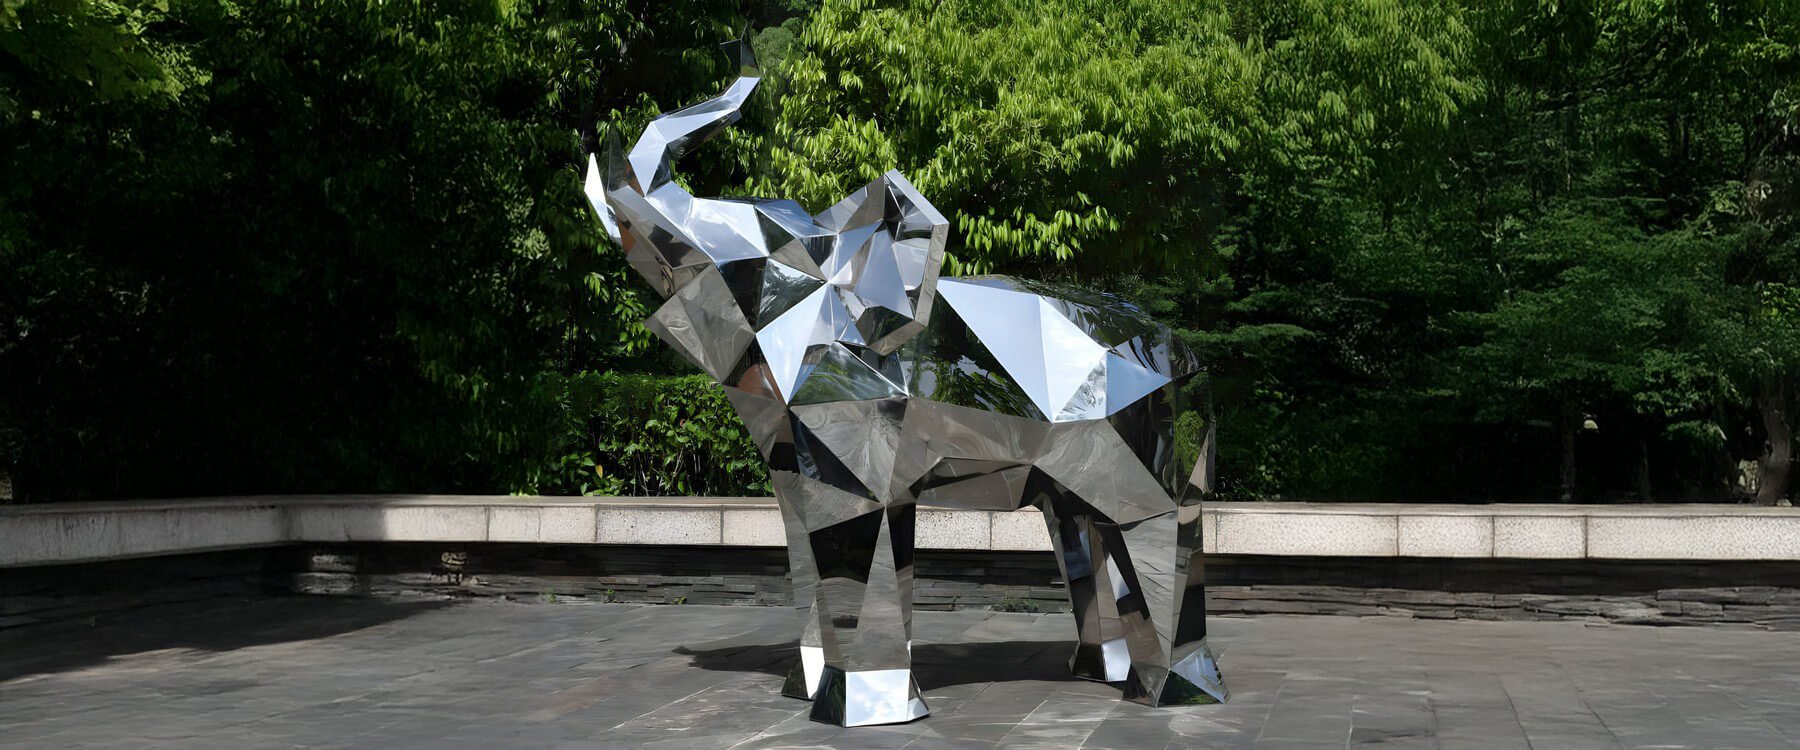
676;637;1083;691
0;595;451;683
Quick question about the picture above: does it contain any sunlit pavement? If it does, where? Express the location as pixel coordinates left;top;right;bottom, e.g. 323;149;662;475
3;598;1798;748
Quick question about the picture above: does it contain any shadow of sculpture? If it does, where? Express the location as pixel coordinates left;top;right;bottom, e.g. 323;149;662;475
676;638;1085;692
0;593;450;683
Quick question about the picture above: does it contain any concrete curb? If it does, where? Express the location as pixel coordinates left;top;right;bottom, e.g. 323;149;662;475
4;495;1798;567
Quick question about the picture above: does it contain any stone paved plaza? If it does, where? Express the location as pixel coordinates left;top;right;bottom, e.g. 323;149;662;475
3;597;1800;749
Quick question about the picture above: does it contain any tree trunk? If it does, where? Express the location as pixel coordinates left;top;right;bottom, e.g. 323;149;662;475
1635;435;1654;503
1757;374;1794;506
1559;411;1578;502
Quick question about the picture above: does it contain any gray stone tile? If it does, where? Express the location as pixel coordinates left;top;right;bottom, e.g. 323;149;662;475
1256;677;1356;744
994;684;1117;747
7;600;1800;748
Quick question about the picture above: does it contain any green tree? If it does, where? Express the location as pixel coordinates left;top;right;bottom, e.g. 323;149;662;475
749;0;1478;499
7;0;1795;506
756;0;1473;273
0;0;743;500
1438;0;1800;502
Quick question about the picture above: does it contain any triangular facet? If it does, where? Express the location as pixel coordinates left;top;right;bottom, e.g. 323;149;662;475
791;398;906;499
1104;352;1173;416
1037;298;1109;419
758;259;823;327
936;280;1049;413
774;471;881;533
855;231;912;316
1053;355;1109;422
791;344;905;405
643;268;754;381
755;286;831;401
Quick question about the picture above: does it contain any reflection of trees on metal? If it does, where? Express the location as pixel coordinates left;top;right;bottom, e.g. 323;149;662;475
582;40;1227;727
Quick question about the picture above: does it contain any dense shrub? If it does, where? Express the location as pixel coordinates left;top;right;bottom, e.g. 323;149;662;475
523;374;768;497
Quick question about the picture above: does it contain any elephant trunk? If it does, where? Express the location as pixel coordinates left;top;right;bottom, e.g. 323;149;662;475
583;39;763;248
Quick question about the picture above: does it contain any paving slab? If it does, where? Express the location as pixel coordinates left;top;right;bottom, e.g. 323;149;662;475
2;598;1799;748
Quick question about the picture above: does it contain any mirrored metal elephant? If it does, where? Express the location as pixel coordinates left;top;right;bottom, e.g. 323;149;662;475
580;40;1227;727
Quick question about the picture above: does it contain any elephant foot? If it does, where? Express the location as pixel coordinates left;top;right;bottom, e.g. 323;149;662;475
1069;637;1132;683
807;666;930;727
780;645;825;700
1121;641;1229;707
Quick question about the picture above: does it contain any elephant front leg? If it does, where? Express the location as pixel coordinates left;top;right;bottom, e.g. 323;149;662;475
801;501;928;726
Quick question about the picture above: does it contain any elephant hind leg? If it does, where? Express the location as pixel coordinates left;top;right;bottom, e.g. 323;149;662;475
1037;472;1225;706
1110;508;1228;706
1037;488;1132;684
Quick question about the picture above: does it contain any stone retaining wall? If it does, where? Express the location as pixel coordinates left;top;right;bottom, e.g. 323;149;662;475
11;543;1800;633
11;495;1800;634
283;543;1800;630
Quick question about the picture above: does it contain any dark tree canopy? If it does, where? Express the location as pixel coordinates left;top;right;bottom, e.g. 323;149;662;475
2;0;1795;504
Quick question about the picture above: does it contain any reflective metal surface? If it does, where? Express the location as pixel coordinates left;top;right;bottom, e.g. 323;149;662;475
583;40;1227;727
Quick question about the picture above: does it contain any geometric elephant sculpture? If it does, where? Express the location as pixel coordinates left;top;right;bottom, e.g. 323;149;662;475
581;40;1228;727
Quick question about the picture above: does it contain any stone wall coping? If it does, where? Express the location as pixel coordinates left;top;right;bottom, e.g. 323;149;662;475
0;494;780;514
4;496;1797;567
1206;502;1799;517
13;495;1790;515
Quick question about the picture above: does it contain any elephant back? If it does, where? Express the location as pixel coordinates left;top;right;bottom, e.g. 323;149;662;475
905;275;1199;423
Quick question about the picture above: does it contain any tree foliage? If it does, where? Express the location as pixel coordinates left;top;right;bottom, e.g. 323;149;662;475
754;0;1474;275
3;0;1796;504
746;0;1797;502
0;0;741;499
